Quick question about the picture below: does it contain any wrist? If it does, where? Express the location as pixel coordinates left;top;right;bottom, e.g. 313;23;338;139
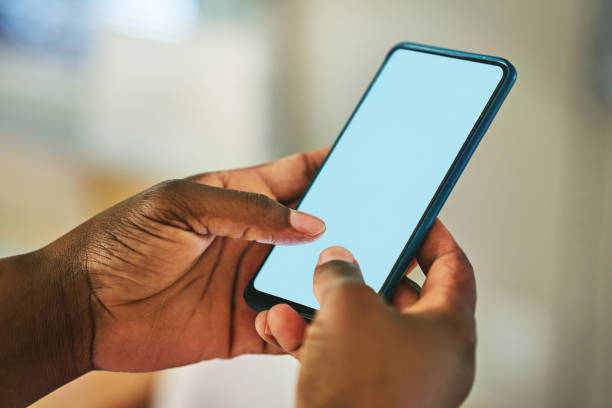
37;241;93;376
0;245;92;406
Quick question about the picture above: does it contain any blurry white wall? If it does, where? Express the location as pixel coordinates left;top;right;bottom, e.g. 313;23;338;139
80;23;272;176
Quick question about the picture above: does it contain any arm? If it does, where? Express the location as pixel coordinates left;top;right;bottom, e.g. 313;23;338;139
0;251;91;407
0;149;328;407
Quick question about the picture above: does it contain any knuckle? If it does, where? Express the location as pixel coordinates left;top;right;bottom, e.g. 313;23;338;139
138;179;191;219
444;249;473;272
315;260;363;286
327;281;377;306
322;284;381;323
438;309;477;349
336;281;376;298
154;179;189;197
187;171;228;188
315;259;356;275
246;191;277;217
252;191;274;210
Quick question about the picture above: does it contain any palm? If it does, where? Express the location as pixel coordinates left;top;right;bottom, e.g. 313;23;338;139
87;150;327;371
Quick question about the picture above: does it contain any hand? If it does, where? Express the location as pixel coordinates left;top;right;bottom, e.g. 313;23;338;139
255;220;476;408
45;148;328;372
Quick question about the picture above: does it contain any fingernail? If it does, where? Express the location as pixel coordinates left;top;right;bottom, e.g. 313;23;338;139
289;210;326;236
317;246;355;266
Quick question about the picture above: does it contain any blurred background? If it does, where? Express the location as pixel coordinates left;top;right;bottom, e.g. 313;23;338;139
1;0;611;407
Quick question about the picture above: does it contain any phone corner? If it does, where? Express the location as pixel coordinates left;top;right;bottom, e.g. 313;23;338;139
495;57;518;86
243;282;264;313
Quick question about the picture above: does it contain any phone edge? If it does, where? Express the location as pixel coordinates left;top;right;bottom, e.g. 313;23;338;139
379;42;517;300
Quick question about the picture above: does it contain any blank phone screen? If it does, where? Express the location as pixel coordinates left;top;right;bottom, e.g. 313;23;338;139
254;47;504;309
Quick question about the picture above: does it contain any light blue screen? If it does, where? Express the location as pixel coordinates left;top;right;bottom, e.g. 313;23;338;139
254;48;503;309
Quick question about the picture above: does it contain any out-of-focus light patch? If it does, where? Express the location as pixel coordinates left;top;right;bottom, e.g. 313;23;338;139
0;0;91;58
93;0;199;43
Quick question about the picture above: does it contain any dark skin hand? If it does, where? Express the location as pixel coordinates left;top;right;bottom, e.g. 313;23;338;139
0;148;328;407
256;220;477;408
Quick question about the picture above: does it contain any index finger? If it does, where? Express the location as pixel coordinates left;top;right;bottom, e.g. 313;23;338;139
411;219;476;317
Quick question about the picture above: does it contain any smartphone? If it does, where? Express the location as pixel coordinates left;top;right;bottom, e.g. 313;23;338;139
244;42;516;319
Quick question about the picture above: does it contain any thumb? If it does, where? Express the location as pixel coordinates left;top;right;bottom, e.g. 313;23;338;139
145;179;325;245
313;247;377;307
